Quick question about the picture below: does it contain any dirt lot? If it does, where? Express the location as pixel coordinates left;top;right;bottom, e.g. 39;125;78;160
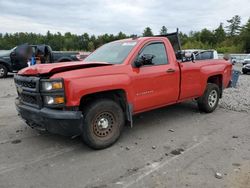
0;69;250;188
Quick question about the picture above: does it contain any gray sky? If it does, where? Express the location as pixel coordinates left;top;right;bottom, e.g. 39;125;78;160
0;0;249;35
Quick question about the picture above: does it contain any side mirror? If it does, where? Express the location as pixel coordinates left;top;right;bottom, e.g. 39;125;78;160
134;54;155;67
176;51;183;60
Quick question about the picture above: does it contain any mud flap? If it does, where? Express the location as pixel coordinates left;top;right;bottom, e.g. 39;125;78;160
126;103;133;127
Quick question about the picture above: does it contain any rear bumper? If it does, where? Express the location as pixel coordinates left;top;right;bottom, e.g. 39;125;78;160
15;99;83;137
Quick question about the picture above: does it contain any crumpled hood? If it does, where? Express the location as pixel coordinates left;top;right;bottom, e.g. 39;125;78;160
18;61;112;76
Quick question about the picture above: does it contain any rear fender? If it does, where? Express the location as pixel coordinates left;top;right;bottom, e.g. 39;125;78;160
200;64;226;96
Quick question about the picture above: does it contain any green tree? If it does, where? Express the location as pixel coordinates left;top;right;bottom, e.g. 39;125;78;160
214;23;226;44
160;26;168;35
200;28;215;46
64;32;74;50
143;27;153;36
226;15;241;36
179;32;189;45
88;41;95;51
240;18;250;53
2;18;250;53
189;31;201;41
117;32;127;39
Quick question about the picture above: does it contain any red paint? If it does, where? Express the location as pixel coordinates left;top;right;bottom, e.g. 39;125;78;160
18;37;232;114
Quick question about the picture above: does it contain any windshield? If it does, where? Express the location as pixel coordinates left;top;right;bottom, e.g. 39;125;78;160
246;55;250;59
85;41;137;64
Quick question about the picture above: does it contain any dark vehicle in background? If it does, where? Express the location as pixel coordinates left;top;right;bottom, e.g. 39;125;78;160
242;63;250;74
243;54;250;65
0;44;80;78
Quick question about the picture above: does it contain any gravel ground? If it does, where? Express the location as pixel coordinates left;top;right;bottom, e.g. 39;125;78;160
220;65;250;113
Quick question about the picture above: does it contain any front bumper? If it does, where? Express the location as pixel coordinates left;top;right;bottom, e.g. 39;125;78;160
16;99;83;137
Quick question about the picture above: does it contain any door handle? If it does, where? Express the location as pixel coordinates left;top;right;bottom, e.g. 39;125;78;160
166;68;175;73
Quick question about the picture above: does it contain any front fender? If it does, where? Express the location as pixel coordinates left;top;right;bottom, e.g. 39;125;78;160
64;74;133;106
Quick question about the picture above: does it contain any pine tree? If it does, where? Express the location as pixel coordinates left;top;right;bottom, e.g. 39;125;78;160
160;26;168;35
214;23;226;44
143;27;153;37
240;18;250;53
226;15;241;36
200;28;215;45
88;41;95;52
117;32;127;39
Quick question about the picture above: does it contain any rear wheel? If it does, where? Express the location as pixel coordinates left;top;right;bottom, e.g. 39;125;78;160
0;64;7;78
82;99;125;149
197;83;220;113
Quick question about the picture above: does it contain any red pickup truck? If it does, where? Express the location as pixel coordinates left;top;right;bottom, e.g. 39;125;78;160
14;32;232;149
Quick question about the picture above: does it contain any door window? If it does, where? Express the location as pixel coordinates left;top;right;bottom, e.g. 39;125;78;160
139;43;168;65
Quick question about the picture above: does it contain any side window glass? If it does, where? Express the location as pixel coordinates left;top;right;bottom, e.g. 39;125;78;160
196;51;213;60
139;43;168;65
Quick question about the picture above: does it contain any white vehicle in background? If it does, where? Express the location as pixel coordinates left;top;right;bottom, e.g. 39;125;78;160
243;54;250;65
183;49;219;60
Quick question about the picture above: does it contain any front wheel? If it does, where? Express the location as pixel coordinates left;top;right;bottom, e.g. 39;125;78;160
0;64;8;78
82;99;125;149
197;83;220;113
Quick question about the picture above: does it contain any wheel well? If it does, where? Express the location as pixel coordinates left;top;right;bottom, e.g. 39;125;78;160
207;75;223;97
79;89;128;114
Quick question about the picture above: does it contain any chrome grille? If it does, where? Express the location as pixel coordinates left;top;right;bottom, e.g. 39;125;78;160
20;93;37;104
15;79;36;89
14;75;41;108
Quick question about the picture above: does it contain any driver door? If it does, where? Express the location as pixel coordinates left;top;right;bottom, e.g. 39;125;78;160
131;42;180;112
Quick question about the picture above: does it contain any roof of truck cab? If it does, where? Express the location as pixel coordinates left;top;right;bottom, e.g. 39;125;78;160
111;37;169;43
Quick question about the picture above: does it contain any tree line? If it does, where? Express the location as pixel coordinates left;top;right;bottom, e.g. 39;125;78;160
0;15;249;53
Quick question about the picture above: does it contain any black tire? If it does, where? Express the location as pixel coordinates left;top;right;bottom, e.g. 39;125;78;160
242;70;247;74
0;64;8;78
82;99;125;149
197;83;220;113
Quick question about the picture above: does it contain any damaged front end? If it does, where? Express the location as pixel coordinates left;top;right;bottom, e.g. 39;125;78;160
14;74;83;137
